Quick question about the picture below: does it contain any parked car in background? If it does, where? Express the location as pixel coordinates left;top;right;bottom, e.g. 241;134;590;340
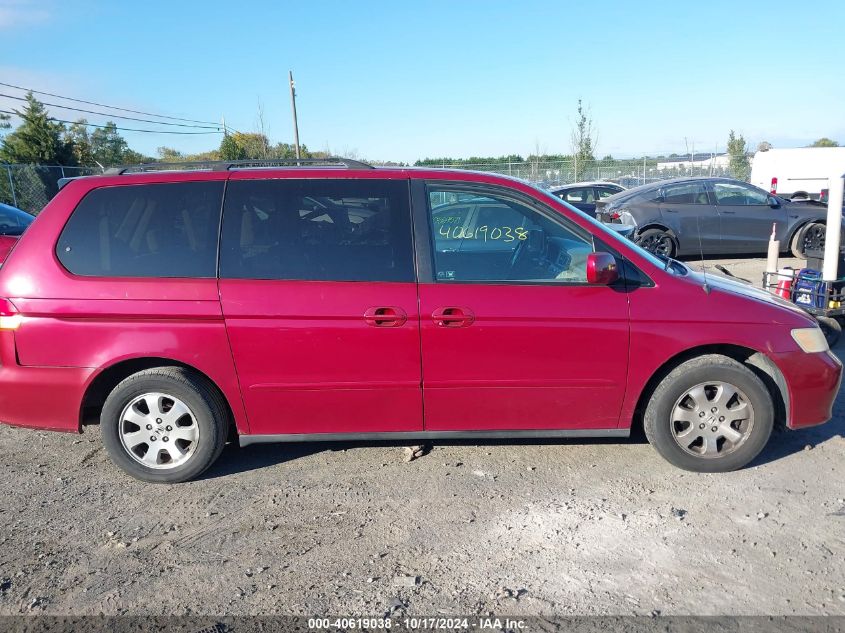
597;177;840;258
0;202;35;264
549;181;625;216
434;191;635;244
751;147;845;201
0;160;839;483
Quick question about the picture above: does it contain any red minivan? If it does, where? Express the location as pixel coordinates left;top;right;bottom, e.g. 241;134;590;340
0;159;839;482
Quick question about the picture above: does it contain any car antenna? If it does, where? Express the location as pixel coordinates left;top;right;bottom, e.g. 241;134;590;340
696;215;710;294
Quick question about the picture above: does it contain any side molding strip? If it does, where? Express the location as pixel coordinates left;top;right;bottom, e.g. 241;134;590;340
239;428;630;447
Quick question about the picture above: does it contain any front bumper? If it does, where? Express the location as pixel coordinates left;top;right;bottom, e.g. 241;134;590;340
776;349;842;430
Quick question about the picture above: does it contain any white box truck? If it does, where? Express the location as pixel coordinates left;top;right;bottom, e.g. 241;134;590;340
751;147;845;201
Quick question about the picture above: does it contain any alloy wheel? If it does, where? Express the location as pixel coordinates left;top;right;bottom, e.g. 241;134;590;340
802;225;826;253
118;392;199;469
669;381;754;458
638;233;674;256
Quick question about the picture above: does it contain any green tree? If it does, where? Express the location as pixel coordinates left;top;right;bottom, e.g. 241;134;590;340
570;99;596;180
219;134;246;161
64;119;95;166
90;122;129;166
0;92;76;165
230;132;270;159
0;113;12;206
727;130;750;181
811;137;840;147
156;146;184;162
414;154;524;167
122;149;153;165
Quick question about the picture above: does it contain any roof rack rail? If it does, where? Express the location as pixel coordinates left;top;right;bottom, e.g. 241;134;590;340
103;157;374;175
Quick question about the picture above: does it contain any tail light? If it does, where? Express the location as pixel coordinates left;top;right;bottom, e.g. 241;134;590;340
821;189;829;203
0;298;21;330
770;177;778;194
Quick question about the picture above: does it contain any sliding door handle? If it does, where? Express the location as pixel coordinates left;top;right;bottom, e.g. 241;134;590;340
364;307;407;327
432;307;474;327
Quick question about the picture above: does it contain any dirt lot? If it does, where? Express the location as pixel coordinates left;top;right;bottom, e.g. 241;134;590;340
0;255;843;618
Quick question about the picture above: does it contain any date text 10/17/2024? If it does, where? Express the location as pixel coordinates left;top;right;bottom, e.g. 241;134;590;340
307;617;527;630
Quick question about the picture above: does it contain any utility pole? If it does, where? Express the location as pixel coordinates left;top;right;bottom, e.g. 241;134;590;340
289;70;301;160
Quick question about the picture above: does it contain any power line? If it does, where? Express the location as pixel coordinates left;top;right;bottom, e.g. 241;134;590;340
0;109;223;135
0;92;221;130
0;80;220;126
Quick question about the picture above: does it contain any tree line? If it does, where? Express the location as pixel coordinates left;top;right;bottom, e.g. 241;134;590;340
0;92;317;169
1;91;839;175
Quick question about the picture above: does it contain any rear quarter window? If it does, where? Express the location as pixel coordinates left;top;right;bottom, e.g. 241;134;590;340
56;181;224;278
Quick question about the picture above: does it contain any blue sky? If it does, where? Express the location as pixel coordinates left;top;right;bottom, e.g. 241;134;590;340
1;0;844;162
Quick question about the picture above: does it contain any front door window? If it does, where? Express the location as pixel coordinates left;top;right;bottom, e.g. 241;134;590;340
428;188;593;283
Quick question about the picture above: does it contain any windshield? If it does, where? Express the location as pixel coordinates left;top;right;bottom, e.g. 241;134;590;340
0;204;34;237
533;185;670;271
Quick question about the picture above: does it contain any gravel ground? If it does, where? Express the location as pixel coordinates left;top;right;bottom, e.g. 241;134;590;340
0;255;843;618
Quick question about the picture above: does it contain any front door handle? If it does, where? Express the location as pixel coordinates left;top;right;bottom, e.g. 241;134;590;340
432;307;474;328
364;306;407;327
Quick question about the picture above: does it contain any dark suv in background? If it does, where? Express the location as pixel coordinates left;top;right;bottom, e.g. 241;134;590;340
596;177;837;258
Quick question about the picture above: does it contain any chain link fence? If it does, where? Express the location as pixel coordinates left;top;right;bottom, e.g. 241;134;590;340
426;157;738;189
1;157;740;214
1;164;100;214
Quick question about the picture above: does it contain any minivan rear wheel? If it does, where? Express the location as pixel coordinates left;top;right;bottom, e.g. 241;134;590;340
644;355;773;472
100;367;228;483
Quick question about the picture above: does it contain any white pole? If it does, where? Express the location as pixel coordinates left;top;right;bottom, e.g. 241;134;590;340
822;172;845;282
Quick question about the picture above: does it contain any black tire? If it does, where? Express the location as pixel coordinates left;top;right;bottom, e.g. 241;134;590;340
100;367;229;483
789;227;807;259
793;222;825;259
636;228;676;257
817;316;841;348
644;354;774;473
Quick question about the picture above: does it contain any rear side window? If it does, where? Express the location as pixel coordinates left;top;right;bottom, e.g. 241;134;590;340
219;178;414;282
660;182;709;205
559;188;594;204
56;182;224;278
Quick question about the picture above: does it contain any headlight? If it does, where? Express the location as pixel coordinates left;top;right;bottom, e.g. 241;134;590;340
791;327;829;353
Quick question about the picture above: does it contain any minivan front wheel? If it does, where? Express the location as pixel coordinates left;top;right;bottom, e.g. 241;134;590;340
100;367;228;483
644;355;773;472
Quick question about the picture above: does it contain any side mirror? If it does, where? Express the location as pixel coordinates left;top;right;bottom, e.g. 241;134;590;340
768;196;780;208
586;252;620;285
